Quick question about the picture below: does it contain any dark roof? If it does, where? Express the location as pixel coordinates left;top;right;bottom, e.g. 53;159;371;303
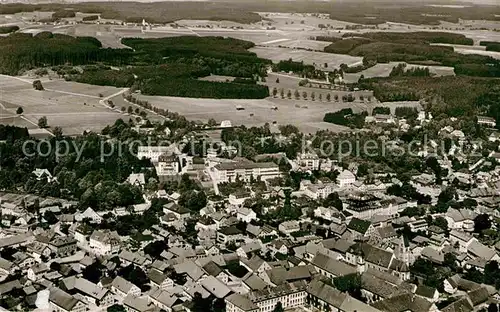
415;285;436;299
306;280;346;308
311;253;356;277
219;226;242;236
203;261;223;277
347;218;372;234
214;161;277;171
371;293;433;312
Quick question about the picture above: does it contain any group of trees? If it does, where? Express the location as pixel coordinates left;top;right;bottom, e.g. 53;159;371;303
480;41;500;52
323;108;367;128
389;63;431;77
0;25;19;34
272;59;325;80
0;120;151;210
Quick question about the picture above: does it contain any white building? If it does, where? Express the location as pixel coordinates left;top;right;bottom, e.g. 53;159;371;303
89;230;121;256
296;152;320;171
212;161;280;184
156;154;180;176
236;207;257;223
137;145;177;163
337;170;356;187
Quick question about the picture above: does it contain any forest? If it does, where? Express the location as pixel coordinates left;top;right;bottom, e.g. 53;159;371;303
0;25;19;34
480;41;500;52
356;76;500;123
0;32;131;75
1;33;270;99
324;32;500;77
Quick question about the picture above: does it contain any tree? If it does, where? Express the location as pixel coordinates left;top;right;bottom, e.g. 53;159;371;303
273;302;284;312
16;107;23;114
33;80;44;91
107;305;126;312
287;90;292;99
272;87;278;97
474;214;492;233
323;192;343;210
38;116;48;128
280;88;285;99
302;91;308;100
276;78;280;83
53;126;63;138
311;92;315;101
319;94;323;101
179;190;207;211
326;93;331;101
82;261;104;283
127;106;133;114
294;90;300;100
144;240;166;259
488;303;498;312
334;94;339;101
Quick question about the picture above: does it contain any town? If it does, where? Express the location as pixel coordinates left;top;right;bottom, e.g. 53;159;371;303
0;0;500;311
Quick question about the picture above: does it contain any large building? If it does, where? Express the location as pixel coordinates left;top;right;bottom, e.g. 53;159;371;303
137;146;178;163
212;161;280;184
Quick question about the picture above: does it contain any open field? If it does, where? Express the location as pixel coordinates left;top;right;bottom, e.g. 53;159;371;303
0;75;131;135
132;93;389;134
250;46;363;69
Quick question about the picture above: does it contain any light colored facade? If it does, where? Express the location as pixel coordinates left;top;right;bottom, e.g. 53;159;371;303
89;230;121;256
137;146;173;162
212;161;280;184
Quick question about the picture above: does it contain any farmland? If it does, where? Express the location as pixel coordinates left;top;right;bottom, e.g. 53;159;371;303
0;75;135;136
249;46;363;70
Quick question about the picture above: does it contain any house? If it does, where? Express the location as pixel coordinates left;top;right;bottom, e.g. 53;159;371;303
61;277;114;308
157;154;180;176
296;152;320;170
236;242;263;259
33;168;57;183
347;218;374;239
148;288;179;312
477;116;496;127
137;145;176;163
128;173;146;187
217;226;243;245
236;207;257;223
163;202;191;221
148;269;174;290
279;221;300;235
123;294;156;312
89;230;121;256
27;263;48;281
415;285;439;302
200;275;231;299
49;287;86;312
202;261;229;284
111;276;141;298
75;207;102;224
311;253;356;279
49;236;77;257
337;170;356;187
0;258;16;276
119;250;148;266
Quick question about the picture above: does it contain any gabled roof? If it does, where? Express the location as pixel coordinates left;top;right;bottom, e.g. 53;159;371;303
347;218;372;234
311;253;356;277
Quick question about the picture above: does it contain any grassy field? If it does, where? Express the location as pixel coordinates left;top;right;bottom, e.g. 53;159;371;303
132;91;383;134
250;46;363;69
0;75;130;135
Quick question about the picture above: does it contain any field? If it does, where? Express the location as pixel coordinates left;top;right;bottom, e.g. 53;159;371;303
0;75;132;136
250;46;363;69
343;62;456;83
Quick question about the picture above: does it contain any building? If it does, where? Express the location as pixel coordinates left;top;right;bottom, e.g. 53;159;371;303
477;116;496;128
137;146;176;163
337;170;356;187
212;161;280;184
89;230;121;256
49;287;86;312
296;152;320;171
49;236;77;257
111;276;141;298
157;154;180;176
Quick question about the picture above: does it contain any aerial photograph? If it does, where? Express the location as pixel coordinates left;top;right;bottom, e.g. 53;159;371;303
0;0;500;311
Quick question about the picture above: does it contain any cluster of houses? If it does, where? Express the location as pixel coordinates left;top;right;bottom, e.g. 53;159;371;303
3;110;500;312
